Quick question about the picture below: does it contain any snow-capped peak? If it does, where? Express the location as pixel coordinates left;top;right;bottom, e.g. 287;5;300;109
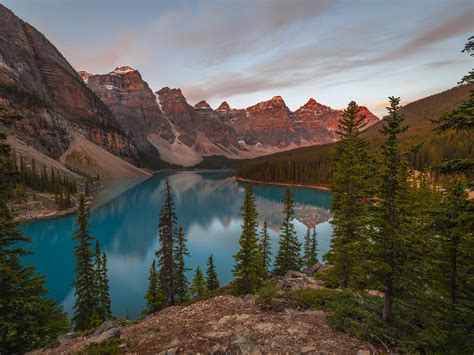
111;66;136;75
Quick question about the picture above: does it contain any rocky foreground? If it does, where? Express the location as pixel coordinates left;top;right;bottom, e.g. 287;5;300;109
33;271;378;354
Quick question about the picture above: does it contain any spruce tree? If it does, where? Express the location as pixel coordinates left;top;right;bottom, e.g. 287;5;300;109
303;226;318;269
189;266;208;299
94;240;111;321
156;178;177;306
232;185;262;294
274;188;301;275
72;194;99;330
432;180;474;346
85;180;90;197
325;101;372;287
259;220;272;278
206;255;220;291
174;226;189;304
144;259;165;314
370;97;416;323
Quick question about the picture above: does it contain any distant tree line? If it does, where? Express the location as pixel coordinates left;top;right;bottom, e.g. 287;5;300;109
236;85;473;188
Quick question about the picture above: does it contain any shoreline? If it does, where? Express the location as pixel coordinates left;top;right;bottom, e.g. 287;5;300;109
16;207;78;223
234;177;331;192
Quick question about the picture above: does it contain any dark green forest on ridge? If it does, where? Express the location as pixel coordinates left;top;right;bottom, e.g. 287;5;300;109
236;84;474;187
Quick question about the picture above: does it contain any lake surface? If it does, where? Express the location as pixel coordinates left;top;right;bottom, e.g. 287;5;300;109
21;170;333;319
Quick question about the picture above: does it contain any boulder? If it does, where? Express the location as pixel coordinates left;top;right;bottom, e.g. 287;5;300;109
226;333;261;354
284;270;307;279
303;262;324;276
269;298;295;312
56;332;74;346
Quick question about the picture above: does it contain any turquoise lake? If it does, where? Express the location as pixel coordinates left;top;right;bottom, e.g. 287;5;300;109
21;170;333;319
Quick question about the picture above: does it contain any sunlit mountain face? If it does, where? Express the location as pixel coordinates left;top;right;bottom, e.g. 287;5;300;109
21;171;332;319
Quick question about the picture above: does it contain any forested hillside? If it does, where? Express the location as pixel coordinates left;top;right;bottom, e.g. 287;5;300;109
236;84;473;186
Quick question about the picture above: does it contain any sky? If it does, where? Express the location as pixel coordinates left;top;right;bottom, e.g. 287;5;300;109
3;0;474;117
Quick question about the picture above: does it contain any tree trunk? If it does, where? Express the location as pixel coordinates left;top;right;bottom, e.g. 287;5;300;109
383;277;393;323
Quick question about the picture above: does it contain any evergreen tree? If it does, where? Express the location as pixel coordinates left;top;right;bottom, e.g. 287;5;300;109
232;185;262;294
72;194;99;330
94;240;111;322
303;226;318;269
144;259;165;315
325;101;373;287
0;107;68;353
156;178;177;306
85;180;90;197
274;188;301;275
258;220;272;278
370;97;418;323
174;225;189;304
189;266;208;299
206;255;220;291
432;180;474;348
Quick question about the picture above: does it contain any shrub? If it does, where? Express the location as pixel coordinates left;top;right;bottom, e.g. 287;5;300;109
287;288;339;309
77;338;126;355
257;281;279;309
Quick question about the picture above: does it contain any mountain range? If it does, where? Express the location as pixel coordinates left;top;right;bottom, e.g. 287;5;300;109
80;66;379;167
0;4;379;178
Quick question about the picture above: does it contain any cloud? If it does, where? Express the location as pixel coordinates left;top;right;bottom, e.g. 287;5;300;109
182;8;474;102
68;31;151;73
374;10;474;63
153;0;333;64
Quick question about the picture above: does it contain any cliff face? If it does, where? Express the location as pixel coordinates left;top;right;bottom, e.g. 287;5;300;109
227;96;296;147
219;97;379;148
0;5;137;167
85;67;174;164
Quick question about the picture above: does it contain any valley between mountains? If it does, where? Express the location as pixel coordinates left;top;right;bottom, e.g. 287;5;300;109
0;3;379;182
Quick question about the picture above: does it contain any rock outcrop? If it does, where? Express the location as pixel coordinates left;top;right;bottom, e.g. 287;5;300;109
35;270;377;354
85;67;174;166
227;96;296;147
0;5;143;178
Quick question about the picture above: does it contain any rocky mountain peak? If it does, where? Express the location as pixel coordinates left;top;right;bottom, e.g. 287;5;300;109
156;87;193;119
78;71;91;83
217;101;231;112
304;98;323;107
111;66;137;75
271;95;286;106
357;105;380;126
194;100;212;110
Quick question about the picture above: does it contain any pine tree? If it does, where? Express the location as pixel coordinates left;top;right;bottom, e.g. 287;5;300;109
324;101;373;287
85;180;90;197
206;255;220;291
156;178;177;306
432;180;474;346
274;188;301;275
144;259;165;314
370;97;416;323
232;185;262;294
72;194;99;330
189;266;208;299
94;240;111;322
174;226;189;304
258;220;272;278
303;226;318;269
